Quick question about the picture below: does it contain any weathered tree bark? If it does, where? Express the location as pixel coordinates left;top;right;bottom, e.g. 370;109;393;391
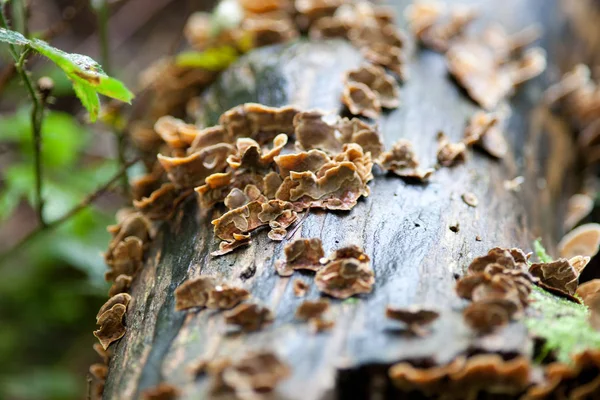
103;0;597;398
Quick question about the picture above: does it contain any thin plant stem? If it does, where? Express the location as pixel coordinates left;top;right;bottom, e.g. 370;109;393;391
96;0;129;197
1;6;46;226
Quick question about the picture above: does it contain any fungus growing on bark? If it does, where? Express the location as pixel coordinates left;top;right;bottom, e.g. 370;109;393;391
529;258;585;296
446;36;546;110
315;245;374;298
157;143;234;188
295;299;330;321
275;238;325;276
463;301;510;333
104;236;144;282
345;64;400;109
219;103;299;144
293;279;310;297
461;192;478;207
564;194;595;231
342;81;382;119
224;303;274;332
241;14;299;48
174;276;216;311
362;42;407;80
206;285;251;310
557;223;600;260
463;111;508;159
154;115;199;150
386;306;439;335
93;303;127;350
379;139;434;181
208;351;291;397
141;383;180;400
437;132;467;167
133;183;187;220
389;357;466;394
97;293;132;322
404;1;477;52
194;172;234;209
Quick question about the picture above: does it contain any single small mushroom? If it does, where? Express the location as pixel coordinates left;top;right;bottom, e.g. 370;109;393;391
315;246;375;299
463;111;508;159
386;305;440;336
345;64;400;109
224;303;274;332
97;293;132;322
206;284;251;310
462;301;510;334
558;223;600;260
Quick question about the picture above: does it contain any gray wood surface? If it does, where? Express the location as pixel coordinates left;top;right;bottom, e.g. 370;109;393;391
103;0;590;398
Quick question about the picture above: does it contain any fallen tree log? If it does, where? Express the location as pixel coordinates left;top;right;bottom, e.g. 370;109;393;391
102;0;599;398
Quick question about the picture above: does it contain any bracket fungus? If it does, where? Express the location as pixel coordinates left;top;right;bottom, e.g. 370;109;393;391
463;111;508;159
404;1;477;52
345;64;400;109
93;303;127;350
295;299;330;321
529;257;590;296
224;303;274;332
342;81;382;119
557;223;600;260
436;132;467;167
378;139;434;182
208;351;291;398
315;245;375;299
174;276;216;311
275;238;325;276
386;306;439;336
564;194;595;231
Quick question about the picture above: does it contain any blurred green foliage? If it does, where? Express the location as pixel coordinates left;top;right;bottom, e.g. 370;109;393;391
0;104;116;399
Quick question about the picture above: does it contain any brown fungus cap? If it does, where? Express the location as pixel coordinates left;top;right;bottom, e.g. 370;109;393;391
206;284;251;310
219;103;299;145
141;383;180;400
209;351;290;397
558;223;600;260
242;14;299;48
405;1;477;52
564;194;595;232
378;139;434;182
224;303;274;332
133;183;187;220
174;276;216;311
389;357;466;394
386;306;439;335
463;301;510;334
295;299;330;321
154;115;198;150
529;259;580;296
104;236;144;282
576;279;600;307
93;303;127;350
463;111;508;159
315;245;374;299
449;354;531;394
96;293;132;322
157;143;234;188
108;274;133;296
194;172;234;209
345;64;400;109
362;42;407;80
342;81;382;119
436;132;467;167
275;238;325;276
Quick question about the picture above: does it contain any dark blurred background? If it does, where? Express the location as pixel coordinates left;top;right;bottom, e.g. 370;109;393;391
0;1;207;398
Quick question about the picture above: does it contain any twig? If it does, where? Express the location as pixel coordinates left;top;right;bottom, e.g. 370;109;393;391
1;6;46;226
0;157;140;263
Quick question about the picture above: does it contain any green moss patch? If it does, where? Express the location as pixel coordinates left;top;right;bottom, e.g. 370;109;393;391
525;286;600;363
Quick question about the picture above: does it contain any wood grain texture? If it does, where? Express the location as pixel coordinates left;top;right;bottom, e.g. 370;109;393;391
103;1;587;398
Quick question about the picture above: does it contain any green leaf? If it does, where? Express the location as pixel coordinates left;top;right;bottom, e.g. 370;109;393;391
71;80;100;121
533;238;553;263
0;28;28;45
175;46;239;70
0;28;134;119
